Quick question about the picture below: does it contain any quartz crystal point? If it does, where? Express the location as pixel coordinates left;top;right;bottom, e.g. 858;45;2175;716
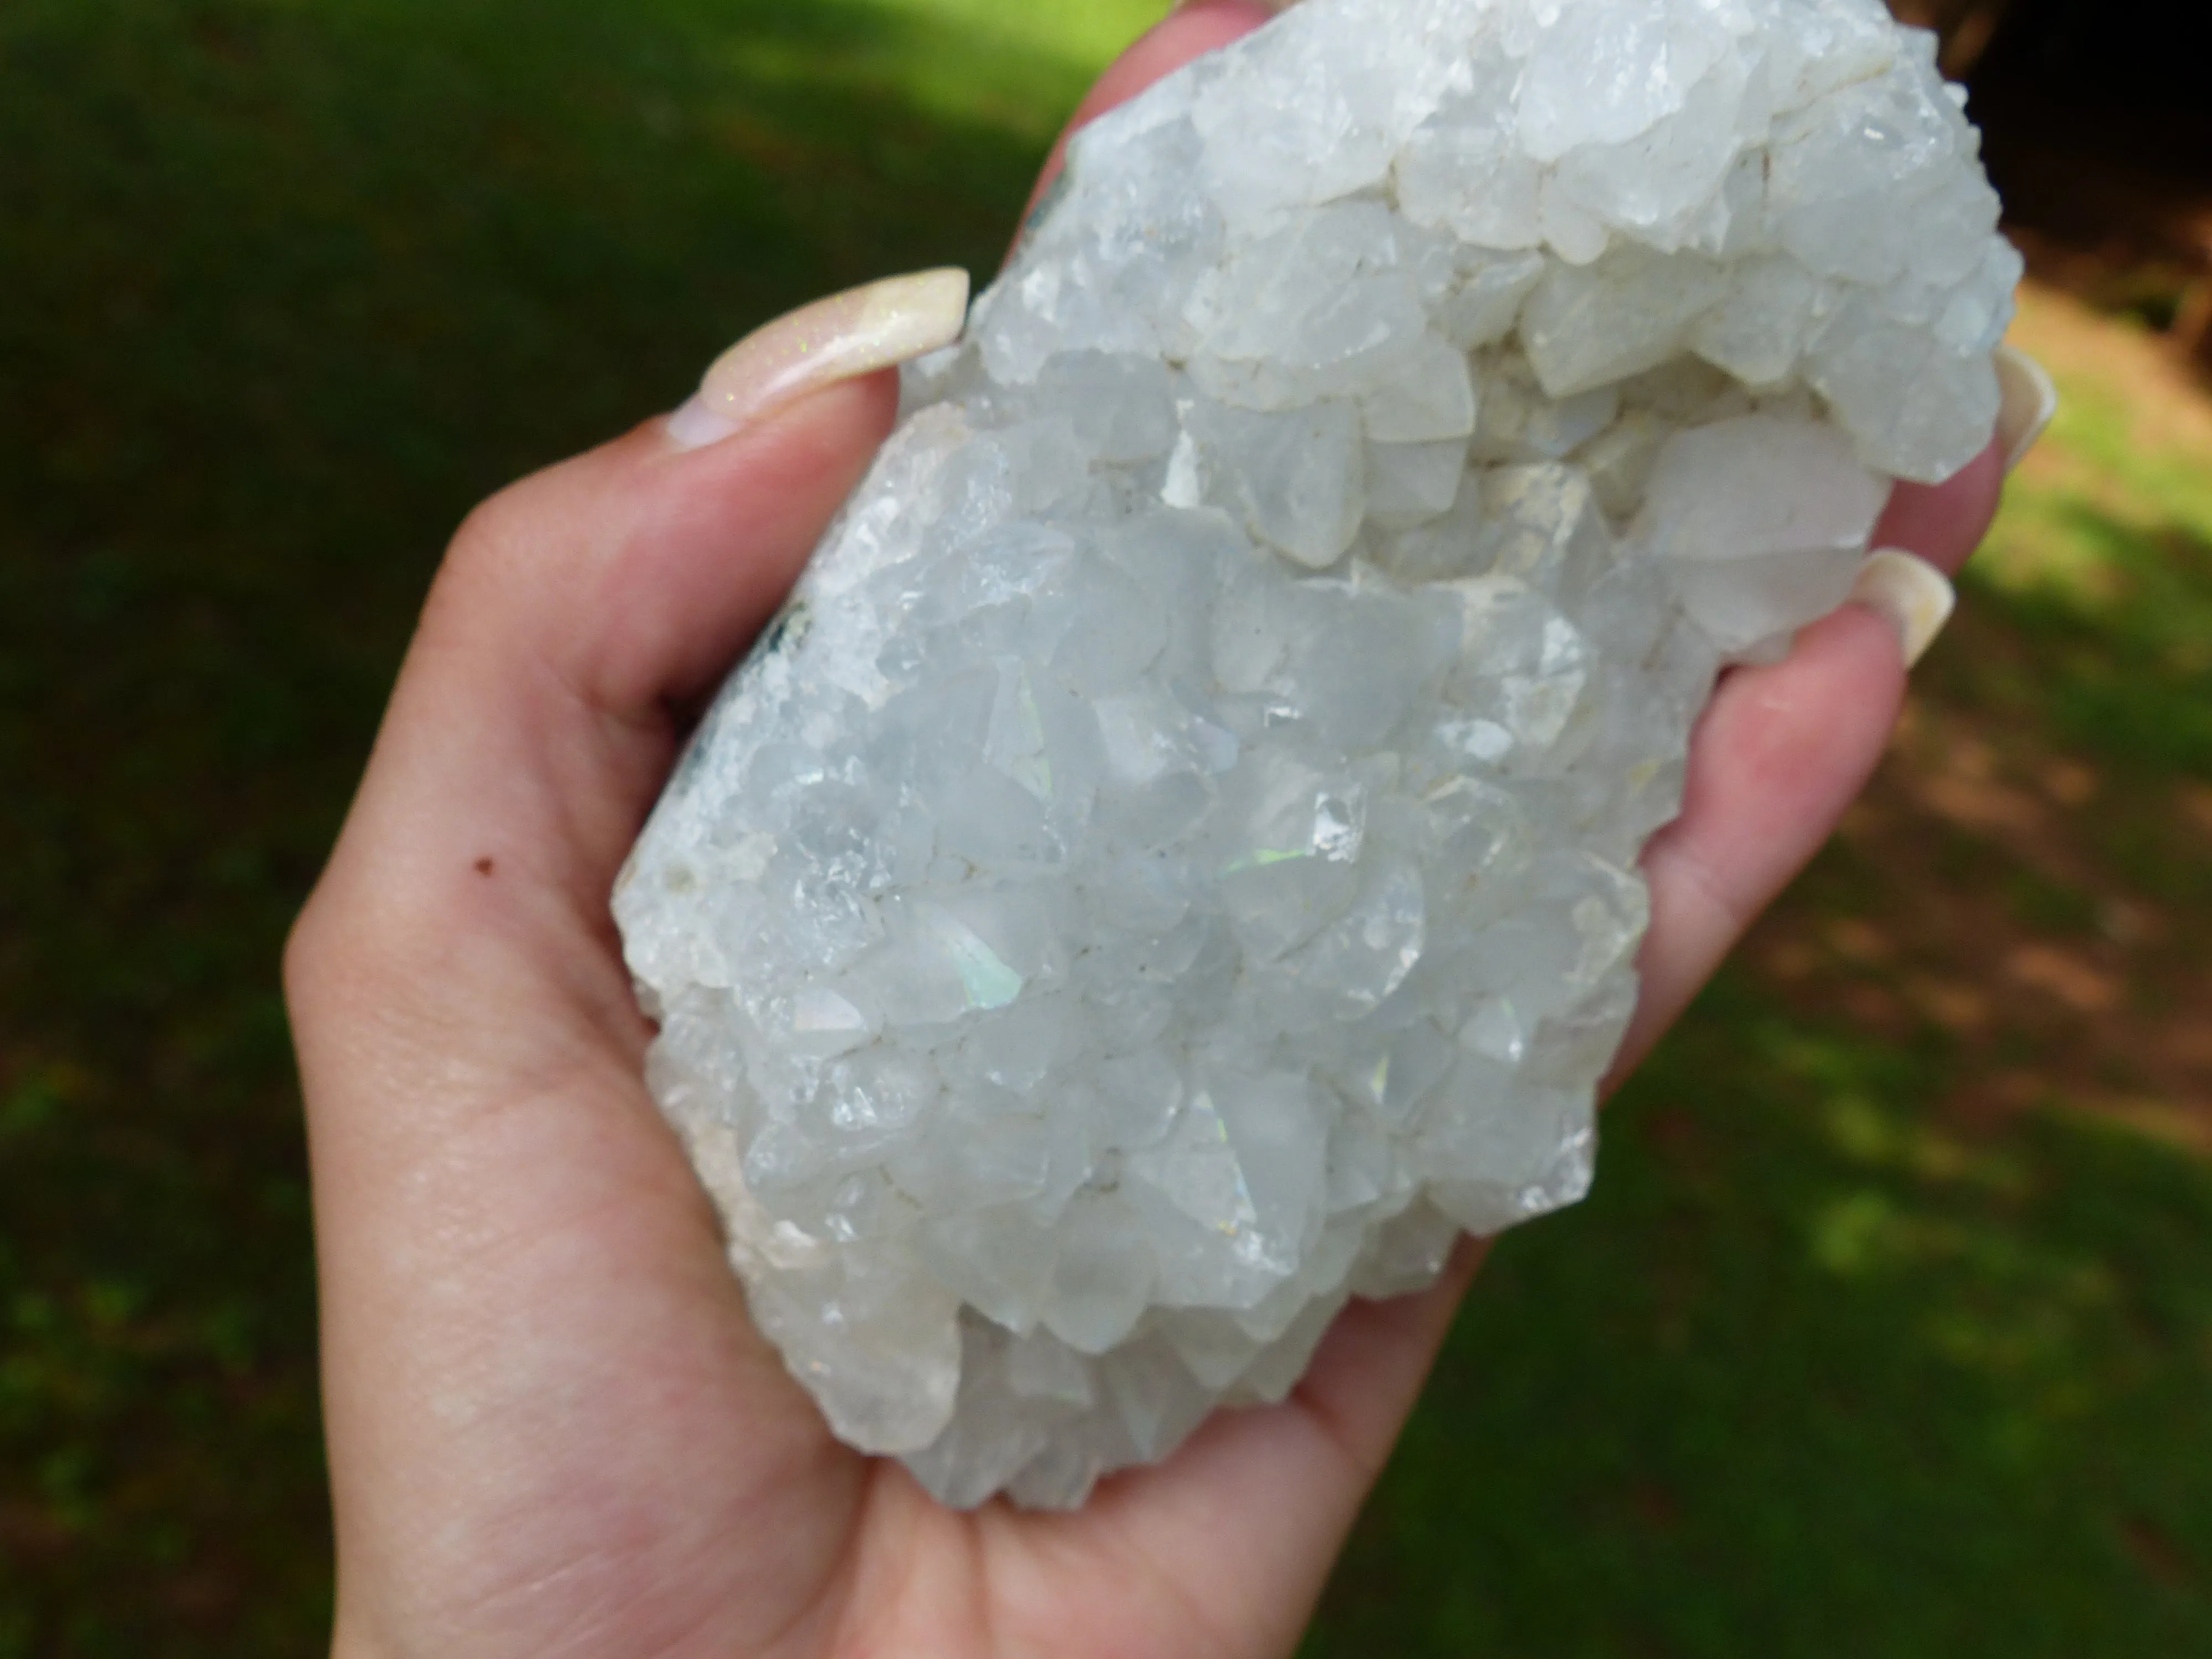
615;0;2018;1507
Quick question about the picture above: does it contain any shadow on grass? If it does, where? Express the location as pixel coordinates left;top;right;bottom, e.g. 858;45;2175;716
0;1;1078;1651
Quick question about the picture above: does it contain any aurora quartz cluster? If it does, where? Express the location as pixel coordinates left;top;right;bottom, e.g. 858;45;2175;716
614;0;2019;1507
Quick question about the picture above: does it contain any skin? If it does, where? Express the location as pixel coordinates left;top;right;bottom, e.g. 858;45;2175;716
283;4;2009;1655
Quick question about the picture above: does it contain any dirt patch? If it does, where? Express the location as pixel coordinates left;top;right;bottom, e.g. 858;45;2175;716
1743;283;2212;1156
2006;284;2212;463
1754;636;2212;1150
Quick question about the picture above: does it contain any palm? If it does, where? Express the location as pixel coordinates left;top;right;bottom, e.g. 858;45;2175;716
298;713;1472;1657
284;6;2007;1655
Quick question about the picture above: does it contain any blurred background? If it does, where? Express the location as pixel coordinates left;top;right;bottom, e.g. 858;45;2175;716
2;0;2208;1651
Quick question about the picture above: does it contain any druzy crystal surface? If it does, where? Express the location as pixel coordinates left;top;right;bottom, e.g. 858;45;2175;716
615;0;2018;1507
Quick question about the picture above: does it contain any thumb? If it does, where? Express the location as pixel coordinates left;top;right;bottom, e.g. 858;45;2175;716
284;276;968;1648
299;270;967;988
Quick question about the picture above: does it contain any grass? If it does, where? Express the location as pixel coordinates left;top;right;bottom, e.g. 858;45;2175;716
1;2;2206;1652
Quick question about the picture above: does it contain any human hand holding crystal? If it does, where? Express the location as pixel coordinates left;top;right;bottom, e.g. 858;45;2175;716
284;3;2029;1653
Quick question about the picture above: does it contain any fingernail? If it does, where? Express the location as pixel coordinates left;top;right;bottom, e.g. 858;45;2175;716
1994;343;2057;473
667;268;971;451
1851;547;1956;669
666;395;743;448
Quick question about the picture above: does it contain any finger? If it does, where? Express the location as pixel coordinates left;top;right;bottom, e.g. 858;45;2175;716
1871;437;2004;578
995;441;2006;1645
326;372;899;929
1608;437;2006;1081
1033;437;2011;1636
1613;607;1906;1078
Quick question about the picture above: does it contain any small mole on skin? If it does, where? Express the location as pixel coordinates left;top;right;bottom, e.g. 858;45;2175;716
474;857;495;877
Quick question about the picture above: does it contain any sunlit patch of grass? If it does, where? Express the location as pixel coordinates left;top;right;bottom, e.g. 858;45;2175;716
1975;293;2212;774
720;0;1168;142
1970;410;2212;779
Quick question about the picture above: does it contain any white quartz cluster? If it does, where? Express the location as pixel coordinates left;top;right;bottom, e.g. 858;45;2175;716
616;0;2018;1507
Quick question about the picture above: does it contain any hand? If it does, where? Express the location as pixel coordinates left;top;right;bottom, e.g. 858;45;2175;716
283;4;2011;1654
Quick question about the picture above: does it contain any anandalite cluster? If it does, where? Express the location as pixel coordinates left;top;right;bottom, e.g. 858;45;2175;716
615;0;2020;1507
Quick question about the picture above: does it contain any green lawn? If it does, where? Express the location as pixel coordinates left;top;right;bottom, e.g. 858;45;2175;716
1;2;2206;1653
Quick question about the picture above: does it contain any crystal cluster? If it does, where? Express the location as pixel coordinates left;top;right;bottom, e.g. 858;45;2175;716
615;0;2017;1507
